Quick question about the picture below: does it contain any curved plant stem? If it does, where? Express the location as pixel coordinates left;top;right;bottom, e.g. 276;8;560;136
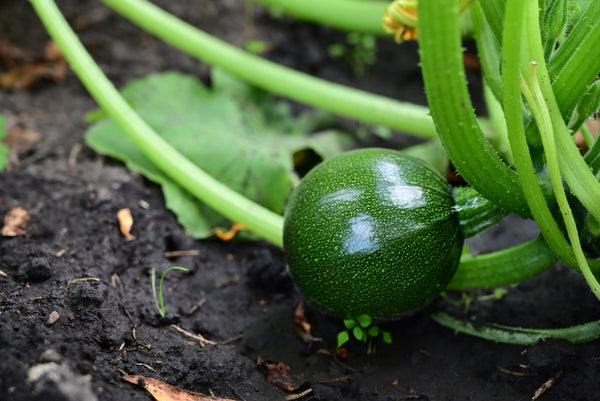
248;0;389;36
99;0;438;139
448;236;556;291
431;312;600;345
30;0;285;246
418;0;529;217
522;6;600;227
501;0;580;268
521;60;600;300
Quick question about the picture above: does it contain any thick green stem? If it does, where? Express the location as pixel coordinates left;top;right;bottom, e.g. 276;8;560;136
30;0;284;246
248;0;389;36
418;0;529;217
448;236;556;291
99;0;437;139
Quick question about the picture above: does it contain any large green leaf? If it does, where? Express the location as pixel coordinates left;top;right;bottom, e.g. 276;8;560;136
85;70;352;238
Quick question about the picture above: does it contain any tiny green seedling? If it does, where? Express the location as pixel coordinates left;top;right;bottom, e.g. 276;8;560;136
337;315;392;354
151;266;189;317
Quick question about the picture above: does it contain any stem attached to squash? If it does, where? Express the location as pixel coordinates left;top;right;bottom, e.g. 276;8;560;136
99;0;438;140
448;236;556;291
30;0;285;246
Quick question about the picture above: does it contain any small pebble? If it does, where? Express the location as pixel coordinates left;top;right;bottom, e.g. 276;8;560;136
45;311;60;326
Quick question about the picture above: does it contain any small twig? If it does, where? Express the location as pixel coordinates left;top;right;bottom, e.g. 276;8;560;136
187;298;207;315
220;334;243;345
163;250;200;258
68;277;100;285
170;324;217;347
532;371;562;400
135;362;157;373
497;365;528;377
285;388;312;400
68;142;82;167
111;273;124;289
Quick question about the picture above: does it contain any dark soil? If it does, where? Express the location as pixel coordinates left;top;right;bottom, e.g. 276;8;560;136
1;1;600;400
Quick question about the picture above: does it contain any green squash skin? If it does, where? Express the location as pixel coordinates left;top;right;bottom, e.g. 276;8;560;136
283;148;464;319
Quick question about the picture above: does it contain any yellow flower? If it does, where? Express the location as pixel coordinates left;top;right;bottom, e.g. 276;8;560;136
382;0;418;43
382;0;474;43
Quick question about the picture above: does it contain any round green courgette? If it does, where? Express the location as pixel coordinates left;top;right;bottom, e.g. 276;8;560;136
283;148;464;319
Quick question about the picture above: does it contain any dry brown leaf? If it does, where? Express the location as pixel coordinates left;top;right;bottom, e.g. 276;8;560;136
121;375;237;401
4;127;43;157
256;357;305;392
2;206;31;236
117;208;135;241
0;40;68;91
0;59;68;91
294;302;322;343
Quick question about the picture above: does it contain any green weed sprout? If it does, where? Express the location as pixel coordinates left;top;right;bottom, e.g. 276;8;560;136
151;266;189;317
337;315;392;354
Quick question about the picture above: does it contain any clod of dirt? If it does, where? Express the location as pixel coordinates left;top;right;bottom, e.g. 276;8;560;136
525;342;577;371
20;257;52;283
245;248;293;295
27;351;98;401
68;280;107;310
